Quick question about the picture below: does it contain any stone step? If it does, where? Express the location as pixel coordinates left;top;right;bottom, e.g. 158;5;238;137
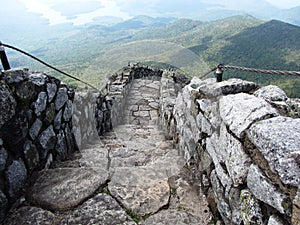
4;78;213;224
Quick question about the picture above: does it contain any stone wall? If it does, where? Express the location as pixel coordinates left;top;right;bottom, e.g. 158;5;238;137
160;74;300;225
0;69;78;222
72;65;164;150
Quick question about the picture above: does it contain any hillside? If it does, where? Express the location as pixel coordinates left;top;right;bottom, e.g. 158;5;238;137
1;15;300;97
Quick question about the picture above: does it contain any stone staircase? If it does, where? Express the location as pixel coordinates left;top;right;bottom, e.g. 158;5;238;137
4;78;212;224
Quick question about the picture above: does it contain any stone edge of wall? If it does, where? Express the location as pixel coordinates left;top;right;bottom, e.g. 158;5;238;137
159;75;300;225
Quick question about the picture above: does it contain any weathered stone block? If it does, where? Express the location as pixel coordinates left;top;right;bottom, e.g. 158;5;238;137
55;87;68;110
240;189;264;225
46;83;57;103
29;119;42;140
247;164;292;216
34;92;47;116
29;168;108;211
197;112;212;136
4;206;56;225
29;73;48;86
23;140;39;171
5;159;27;199
55;130;68;160
219;123;251;186
207;135;233;189
54;110;62;131
45;103;55;125
254;85;287;102
220;93;278;138
39;125;57;159
247;116;300;186
57;194;135;225
0;83;16;129
63;100;73;122
199;78;258;98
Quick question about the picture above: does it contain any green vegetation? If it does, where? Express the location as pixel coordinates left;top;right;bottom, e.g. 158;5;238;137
2;15;300;96
125;208;141;223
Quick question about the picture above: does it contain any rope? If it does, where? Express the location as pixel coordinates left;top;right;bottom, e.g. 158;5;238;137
220;65;300;77
199;67;217;79
0;42;99;91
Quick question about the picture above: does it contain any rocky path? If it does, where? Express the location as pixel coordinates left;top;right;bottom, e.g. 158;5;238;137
4;78;212;225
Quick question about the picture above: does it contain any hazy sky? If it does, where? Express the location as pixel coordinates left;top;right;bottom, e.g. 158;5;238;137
5;0;300;25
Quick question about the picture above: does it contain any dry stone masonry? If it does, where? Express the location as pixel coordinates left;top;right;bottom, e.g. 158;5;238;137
0;64;299;225
161;74;300;225
0;69;78;221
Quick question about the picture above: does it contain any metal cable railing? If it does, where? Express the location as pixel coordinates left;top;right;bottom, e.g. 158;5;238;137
0;42;99;91
200;64;300;82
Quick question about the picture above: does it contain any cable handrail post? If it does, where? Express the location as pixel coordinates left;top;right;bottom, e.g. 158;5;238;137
0;41;11;70
215;64;224;82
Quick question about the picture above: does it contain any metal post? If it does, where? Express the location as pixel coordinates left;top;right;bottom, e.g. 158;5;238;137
215;64;223;82
0;42;11;70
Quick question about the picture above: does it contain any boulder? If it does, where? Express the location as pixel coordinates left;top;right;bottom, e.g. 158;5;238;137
29;168;108;211
247;116;300;186
254;85;287;101
247;164;292;216
198;78;258;98
220;93;278;138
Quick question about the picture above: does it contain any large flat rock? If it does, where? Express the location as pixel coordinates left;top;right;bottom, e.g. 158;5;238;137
108;166;170;216
58;193;136;225
4;206;55;225
247;116;300;186
220;93;278;138
29;167;108;211
143;210;202;225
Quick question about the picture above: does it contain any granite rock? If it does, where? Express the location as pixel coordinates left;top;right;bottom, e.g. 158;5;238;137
29;167;108;211
55;87;68;110
247;116;300;186
247;164;292;216
5;159;27;199
108;166;170;216
34;92;47;116
58;194;136;225
220;93;278;138
0;83;16;129
254;85;287;102
4;206;55;225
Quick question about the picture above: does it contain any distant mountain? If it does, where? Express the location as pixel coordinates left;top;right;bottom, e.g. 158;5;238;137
2;15;299;96
109;15;176;30
278;6;300;26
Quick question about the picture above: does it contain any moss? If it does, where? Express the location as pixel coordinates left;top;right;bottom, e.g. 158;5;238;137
171;187;177;195
125;209;141;223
